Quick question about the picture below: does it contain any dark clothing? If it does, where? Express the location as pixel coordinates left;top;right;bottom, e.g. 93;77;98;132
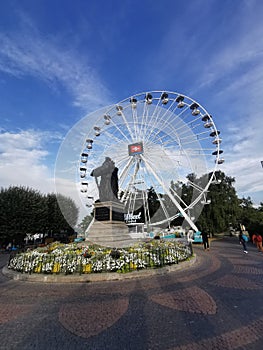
201;231;209;250
111;167;119;199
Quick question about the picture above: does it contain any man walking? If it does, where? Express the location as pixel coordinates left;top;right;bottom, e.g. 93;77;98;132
201;230;210;250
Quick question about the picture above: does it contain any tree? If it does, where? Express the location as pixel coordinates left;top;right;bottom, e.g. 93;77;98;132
0;186;46;244
44;193;79;235
77;214;93;236
258;202;263;212
239;197;263;235
147;186;161;220
0;186;79;245
196;171;240;234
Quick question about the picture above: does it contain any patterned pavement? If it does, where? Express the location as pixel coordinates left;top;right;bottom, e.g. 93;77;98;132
0;236;263;350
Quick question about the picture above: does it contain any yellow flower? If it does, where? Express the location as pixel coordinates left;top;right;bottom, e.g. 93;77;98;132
52;262;61;273
83;264;92;273
34;263;42;273
130;262;137;270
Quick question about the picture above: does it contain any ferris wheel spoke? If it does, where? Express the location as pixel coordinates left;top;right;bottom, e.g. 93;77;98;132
145;99;185;145
149;96;177;131
153;190;172;225
119;157;141;203
171;106;191;126
144;113;164;144
145;111;204;149
101;127;130;145
110;117;134;144
171;118;201;136
131;101;140;140
118;157;134;186
140;154;199;231
121;108;138;142
170;187;188;209
147;128;180;148
139;160;172;226
141;94;164;141
138;97;151;140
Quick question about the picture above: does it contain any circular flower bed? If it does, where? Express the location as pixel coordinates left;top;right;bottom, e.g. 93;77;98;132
8;240;193;275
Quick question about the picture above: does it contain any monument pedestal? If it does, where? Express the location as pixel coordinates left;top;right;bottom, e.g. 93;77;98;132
86;201;134;247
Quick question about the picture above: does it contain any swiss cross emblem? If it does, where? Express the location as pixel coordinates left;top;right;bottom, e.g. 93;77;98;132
131;145;141;152
128;142;144;156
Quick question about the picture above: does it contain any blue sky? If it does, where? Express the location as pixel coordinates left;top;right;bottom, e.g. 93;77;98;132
0;0;263;221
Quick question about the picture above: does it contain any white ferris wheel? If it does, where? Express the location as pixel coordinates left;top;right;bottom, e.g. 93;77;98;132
79;91;224;232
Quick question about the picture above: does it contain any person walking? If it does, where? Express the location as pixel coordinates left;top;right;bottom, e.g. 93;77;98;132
239;232;248;254
201;230;210;250
252;233;263;252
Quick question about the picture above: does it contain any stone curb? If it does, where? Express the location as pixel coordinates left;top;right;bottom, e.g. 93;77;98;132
2;254;197;283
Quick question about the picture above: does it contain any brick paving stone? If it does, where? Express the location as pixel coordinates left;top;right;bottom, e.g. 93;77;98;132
232;266;263;275
228;256;263;264
0;303;34;324
168;317;263;350
59;298;129;338
210;274;262;289
149;287;217;315
1;237;263;350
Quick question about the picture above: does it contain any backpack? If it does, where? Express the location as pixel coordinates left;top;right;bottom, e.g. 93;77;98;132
242;235;248;242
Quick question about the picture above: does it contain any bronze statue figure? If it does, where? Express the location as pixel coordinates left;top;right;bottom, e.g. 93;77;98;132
90;157;119;202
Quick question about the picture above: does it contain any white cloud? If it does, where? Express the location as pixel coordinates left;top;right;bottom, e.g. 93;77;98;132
0;129;60;194
0;17;111;111
0;130;44;152
219;112;263;203
189;7;263;205
0;128;90;223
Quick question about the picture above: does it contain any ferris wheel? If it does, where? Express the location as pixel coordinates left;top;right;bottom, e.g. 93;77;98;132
79;91;224;232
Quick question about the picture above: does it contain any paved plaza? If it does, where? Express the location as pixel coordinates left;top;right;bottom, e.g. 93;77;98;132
0;236;263;350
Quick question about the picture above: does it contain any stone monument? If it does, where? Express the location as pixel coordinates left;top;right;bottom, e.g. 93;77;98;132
86;157;133;247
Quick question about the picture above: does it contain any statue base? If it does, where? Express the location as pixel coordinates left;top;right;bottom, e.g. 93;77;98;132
86;201;134;248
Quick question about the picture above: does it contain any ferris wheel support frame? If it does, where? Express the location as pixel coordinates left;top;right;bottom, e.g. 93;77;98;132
140;154;199;232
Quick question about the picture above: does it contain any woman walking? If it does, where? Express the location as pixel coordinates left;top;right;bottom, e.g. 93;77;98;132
239;232;248;254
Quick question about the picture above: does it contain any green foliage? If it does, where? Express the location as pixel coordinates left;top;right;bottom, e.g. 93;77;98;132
0;186;45;243
77;214;93;235
258;202;263;212
239;197;263;235
196;171;241;234
0;186;79;244
46;193;79;232
147;186;161;219
169;170;261;236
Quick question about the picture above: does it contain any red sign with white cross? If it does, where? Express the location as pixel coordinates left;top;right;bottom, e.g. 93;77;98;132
128;142;144;156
